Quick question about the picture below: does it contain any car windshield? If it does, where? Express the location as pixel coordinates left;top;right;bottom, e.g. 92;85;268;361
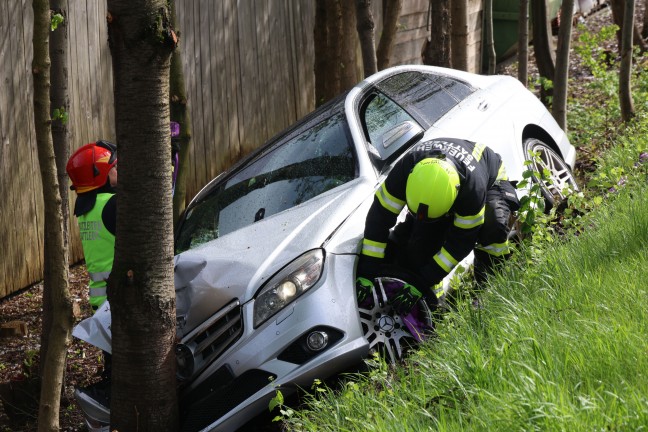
175;112;356;253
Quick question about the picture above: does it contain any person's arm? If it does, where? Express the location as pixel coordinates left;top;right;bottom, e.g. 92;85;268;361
102;195;117;235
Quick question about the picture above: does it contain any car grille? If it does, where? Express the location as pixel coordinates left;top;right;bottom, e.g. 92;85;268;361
180;300;243;380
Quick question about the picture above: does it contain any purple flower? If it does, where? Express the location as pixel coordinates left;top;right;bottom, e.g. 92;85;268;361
617;176;627;186
640;152;648;163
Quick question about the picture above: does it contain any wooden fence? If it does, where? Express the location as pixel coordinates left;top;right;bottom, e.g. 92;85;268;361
0;0;483;299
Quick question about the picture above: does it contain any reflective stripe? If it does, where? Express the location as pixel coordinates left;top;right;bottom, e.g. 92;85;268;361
497;163;508;181
362;239;387;258
472;142;486;161
454;206;485;229
433;247;459;273
90;286;107;297
476;241;510;256
376;182;405;215
89;271;111;282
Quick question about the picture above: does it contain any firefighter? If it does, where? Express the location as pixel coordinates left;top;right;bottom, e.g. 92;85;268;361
66;140;117;312
356;137;520;314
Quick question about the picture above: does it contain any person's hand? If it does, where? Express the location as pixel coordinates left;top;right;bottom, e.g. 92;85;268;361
355;277;374;304
389;283;422;315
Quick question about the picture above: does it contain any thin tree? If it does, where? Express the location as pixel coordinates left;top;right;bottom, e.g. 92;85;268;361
422;0;451;67
32;0;74;430
376;0;402;70
610;0;646;53
170;0;193;226
518;0;530;86
105;1;179;430
451;0;469;70
619;0;636;121
314;0;342;106
356;0;377;77
484;0;496;74
532;0;556;104
552;0;575;130
340;0;359;90
642;0;648;39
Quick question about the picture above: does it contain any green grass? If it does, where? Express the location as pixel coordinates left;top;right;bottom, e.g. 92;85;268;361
276;30;648;432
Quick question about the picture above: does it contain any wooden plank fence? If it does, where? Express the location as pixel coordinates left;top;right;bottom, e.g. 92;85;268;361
1;0;483;299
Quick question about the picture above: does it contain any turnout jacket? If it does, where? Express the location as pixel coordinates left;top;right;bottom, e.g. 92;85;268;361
361;137;506;286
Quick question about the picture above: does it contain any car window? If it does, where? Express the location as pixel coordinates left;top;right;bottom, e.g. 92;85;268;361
376;71;476;127
175;112;356;253
363;94;418;158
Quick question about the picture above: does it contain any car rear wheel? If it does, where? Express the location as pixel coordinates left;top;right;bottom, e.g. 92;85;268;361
523;137;579;211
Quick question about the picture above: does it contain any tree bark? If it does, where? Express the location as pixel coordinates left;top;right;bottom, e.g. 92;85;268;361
32;0;74;430
376;0;402;70
422;0;452;67
314;0;329;106
552;0;575;130
532;0;556;104
106;1;179;430
356;0;377;78
484;0;496;74
619;0;636;121
170;1;193;227
518;0;529;86
642;0;648;39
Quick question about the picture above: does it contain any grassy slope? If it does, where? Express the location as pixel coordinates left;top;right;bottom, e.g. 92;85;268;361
280;24;648;432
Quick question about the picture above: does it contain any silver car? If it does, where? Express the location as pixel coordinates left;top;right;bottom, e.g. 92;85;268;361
74;65;578;431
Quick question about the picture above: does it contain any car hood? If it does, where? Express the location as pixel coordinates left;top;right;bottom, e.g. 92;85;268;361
174;178;373;336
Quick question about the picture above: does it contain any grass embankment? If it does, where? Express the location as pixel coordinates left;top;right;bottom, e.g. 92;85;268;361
279;26;648;432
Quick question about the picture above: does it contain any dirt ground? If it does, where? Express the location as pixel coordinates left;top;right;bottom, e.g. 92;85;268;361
0;3;638;431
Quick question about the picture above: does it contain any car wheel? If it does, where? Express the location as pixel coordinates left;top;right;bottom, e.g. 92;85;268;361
523;137;579;211
357;277;431;363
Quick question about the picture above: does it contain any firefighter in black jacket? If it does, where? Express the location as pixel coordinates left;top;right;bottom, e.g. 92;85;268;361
356;137;520;313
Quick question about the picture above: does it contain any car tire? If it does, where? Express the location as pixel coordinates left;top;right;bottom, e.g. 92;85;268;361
523;137;579;212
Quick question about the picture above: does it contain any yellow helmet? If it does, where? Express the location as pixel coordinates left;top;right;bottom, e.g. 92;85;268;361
406;158;460;219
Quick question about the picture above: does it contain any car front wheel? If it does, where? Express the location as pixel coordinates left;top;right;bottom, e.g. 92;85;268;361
523;137;579;211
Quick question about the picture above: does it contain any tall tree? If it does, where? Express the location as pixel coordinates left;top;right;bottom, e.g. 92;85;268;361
314;0;342;106
619;0;636;121
340;0;359;90
422;0;452;67
376;0;402;70
532;0;555;104
32;0;74;430
356;0;377;77
484;0;496;74
552;0;575;130
518;0;530;86
105;1;179;430
451;0;469;70
39;0;71;377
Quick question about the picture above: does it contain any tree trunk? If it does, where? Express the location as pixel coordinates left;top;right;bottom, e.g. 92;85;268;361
620;0;636;121
451;0;468;70
340;0;359;90
314;0;329;106
32;0;74;430
422;0;452;67
170;1;193;227
518;0;529;86
532;0;555;104
642;0;648;39
39;0;70;378
376;0;402;70
106;1;179;430
484;0;496;74
552;0;575;130
610;0;647;53
356;0;377;78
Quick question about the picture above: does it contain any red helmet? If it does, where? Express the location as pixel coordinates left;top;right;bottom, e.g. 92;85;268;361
66;141;117;193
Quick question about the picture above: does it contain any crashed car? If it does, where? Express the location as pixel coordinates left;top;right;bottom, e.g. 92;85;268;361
73;65;578;431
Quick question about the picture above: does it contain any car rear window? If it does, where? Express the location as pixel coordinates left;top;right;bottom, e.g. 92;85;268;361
175;112;356;253
376;71;476;127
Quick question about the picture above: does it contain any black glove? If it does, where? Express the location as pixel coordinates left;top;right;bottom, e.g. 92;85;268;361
355;277;374;304
389;283;423;315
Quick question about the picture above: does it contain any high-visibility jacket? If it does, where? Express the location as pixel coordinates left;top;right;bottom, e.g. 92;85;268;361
361;138;507;285
78;193;115;310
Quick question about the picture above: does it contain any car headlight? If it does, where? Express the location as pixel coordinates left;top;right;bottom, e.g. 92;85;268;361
253;249;324;327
